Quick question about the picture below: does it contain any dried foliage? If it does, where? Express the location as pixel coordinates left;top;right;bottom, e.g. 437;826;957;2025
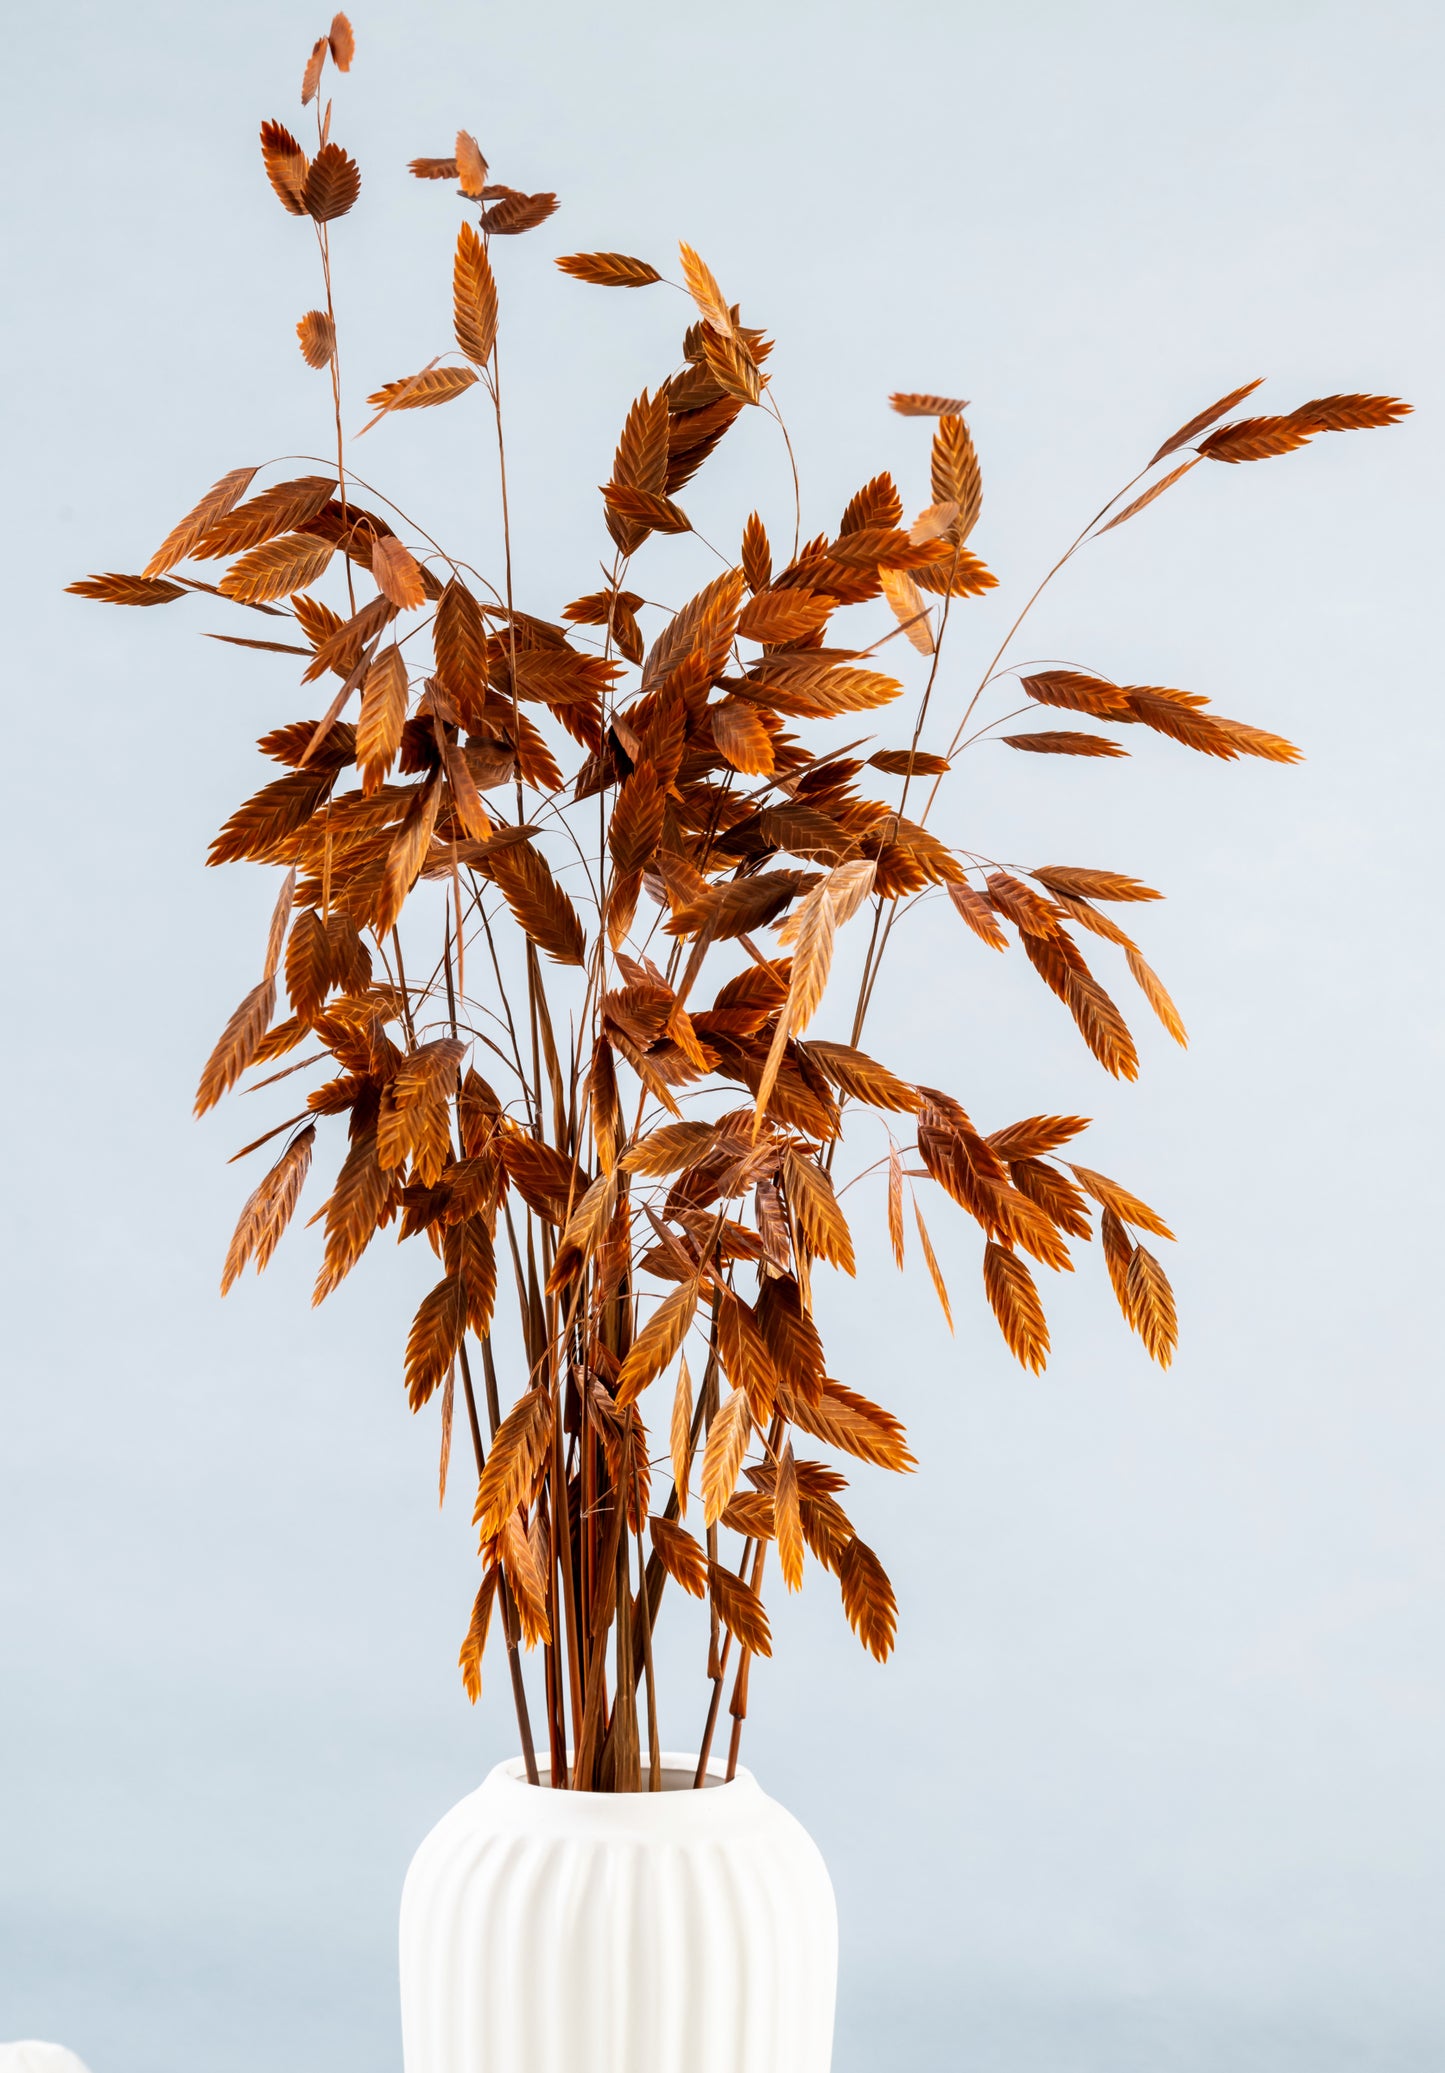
70;20;1409;1791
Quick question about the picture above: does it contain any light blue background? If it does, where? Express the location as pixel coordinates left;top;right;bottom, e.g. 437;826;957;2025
2;2;1441;2068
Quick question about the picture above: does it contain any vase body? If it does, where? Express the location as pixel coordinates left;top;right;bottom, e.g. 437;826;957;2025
399;1753;837;2073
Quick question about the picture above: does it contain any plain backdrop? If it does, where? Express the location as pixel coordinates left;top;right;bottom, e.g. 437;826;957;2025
2;2;1441;2069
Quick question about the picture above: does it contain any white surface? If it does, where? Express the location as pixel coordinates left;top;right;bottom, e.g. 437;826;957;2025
0;2049;93;2073
399;1756;837;2073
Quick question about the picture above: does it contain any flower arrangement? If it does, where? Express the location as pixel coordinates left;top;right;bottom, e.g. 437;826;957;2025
70;15;1409;1790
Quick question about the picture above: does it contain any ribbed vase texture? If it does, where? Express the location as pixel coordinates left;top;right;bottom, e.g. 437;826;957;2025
399;1754;837;2073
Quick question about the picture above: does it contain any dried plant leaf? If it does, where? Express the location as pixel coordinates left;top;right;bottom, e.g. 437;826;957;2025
612;387;671;509
986;871;1059;938
839;1536;897;1661
313;1123;389;1301
455;129;489;199
501;1513;551;1646
365;365;479;419
1002;730;1127;757
741;512;772;592
782;1150;855;1275
736;589;832;644
670;1353;694;1518
454;222;499;366
781;889;836;1035
602;482;692;535
379;774;442;934
473;1389;554;1541
195;976;276;1115
1100;458;1198;532
716;1289;781;1422
370;533;426;610
405;1276;465;1411
296;310;337;369
804;1041;918;1114
209;767;334;866
678;242;733;334
221;1124;316;1292
1127;1245;1178;1367
887;1144;906;1268
910;549;997;598
651;1515;708;1596
260;120;309;214
1069;1165;1174;1240
480;190;558;235
1126;946;1188;1046
1032;867;1161;904
284;906;331;1023
67;572;187;606
328;13;355;68
193;475;337;558
458;1566;498;1703
1020;670;1131;718
754;889;835;1124
356;644;409;794
1284;393;1411;433
546;1171;620;1291
1197;415;1313;464
444;741;492;840
616;1278;700;1408
1197;396;1406;463
485;840;587;966
1008;1157;1093;1240
219;532;335;604
930;416;982;543
497;1126;581;1224
867;750;945;779
708;1559;771;1656
1121;686;1302;764
986;1114;1090;1160
783;1378;914;1472
302;142;361;222
890;392;970;416
748;658;903;717
909;500;960;545
1150;379;1265;464
434;577;489;715
878;566;934;653
912;1198;953;1331
711;696;775;776
945;878;1008;950
301;35;328;106
144;466;259;577
774;1444;804;1592
621;1122;718;1177
260;868;297;985
556;251;661;287
450;1217;497;1337
1099;1206;1139;1332
702;1388;752;1526
982;1242;1049;1373
1060;963;1140;1081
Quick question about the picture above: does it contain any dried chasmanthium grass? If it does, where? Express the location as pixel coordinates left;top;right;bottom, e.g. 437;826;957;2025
71;17;1410;1789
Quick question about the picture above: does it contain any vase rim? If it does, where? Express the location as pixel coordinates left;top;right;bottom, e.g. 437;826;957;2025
483;1750;760;1816
495;1749;754;1799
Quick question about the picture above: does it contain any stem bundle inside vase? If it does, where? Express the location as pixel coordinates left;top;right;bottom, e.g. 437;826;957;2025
69;14;1410;1791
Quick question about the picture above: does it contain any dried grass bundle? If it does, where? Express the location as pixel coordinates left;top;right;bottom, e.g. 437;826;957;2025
71;17;1409;1789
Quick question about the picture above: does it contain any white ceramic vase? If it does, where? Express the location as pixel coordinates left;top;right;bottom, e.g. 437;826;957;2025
399;1752;837;2073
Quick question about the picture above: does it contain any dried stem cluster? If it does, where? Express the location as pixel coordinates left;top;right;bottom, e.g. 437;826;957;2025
71;18;1409;1789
